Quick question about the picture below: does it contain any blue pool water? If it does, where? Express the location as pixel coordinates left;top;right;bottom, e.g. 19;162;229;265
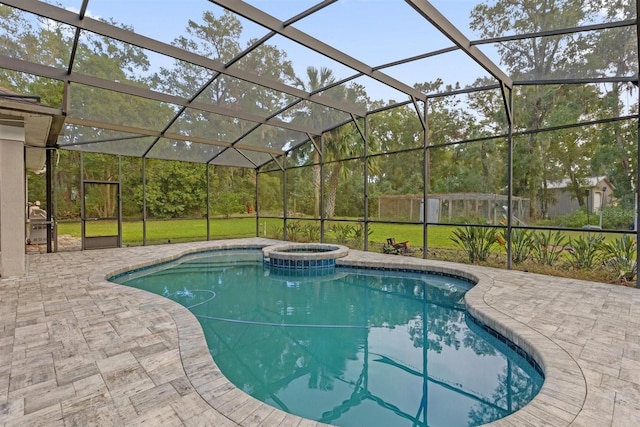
112;249;543;427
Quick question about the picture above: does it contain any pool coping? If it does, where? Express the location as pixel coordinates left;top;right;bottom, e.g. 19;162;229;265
4;238;639;426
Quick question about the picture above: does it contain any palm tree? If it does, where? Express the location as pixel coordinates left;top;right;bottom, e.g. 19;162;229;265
291;67;349;217
291;67;378;218
323;125;356;218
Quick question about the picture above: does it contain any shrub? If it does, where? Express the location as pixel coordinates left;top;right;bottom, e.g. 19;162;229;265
302;222;320;242
600;235;637;281
601;205;635;230
450;226;498;263
553;209;594;228
268;225;283;239
552;206;634;230
501;228;534;264
285;220;303;241
214;193;244;218
350;224;372;249
531;230;567;266
567;234;604;269
331;223;354;244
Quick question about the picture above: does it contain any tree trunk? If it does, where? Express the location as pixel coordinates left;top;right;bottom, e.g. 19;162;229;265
611;83;632;186
324;163;341;218
311;137;321;217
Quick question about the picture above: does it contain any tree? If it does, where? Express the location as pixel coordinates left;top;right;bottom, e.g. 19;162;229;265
152;10;297;150
371;80;479;202
213;193;244;218
209;165;256;216
258;170;283;215
323;123;361;218
0;7;167;220
291;67;346;217
290;67;375;218
140;159;206;218
367;102;424;196
0;6;65;105
586;1;638;207
150;10;296;216
81;153;120;217
470;0;610;218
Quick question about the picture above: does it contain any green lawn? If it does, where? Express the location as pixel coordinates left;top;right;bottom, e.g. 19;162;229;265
57;217;260;246
56;217;624;249
57;218;453;247
368;223;453;247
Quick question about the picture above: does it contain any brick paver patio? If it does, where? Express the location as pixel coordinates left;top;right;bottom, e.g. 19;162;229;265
1;238;639;426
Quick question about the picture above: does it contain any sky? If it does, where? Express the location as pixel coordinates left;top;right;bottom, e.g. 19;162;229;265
61;0;499;102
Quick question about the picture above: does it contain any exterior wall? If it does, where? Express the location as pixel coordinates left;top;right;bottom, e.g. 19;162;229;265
0;125;26;277
543;178;614;218
545;190;579;218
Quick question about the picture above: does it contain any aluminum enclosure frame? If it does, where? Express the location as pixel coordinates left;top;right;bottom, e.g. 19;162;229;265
1;0;638;285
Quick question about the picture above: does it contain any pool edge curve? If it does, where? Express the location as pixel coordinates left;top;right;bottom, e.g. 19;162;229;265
97;239;586;427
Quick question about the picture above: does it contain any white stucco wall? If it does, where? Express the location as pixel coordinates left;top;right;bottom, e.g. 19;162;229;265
0;124;26;277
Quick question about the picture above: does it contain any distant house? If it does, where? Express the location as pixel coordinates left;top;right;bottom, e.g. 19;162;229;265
543;176;614;218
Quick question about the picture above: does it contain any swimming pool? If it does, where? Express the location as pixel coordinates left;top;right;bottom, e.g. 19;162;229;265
112;249;543;427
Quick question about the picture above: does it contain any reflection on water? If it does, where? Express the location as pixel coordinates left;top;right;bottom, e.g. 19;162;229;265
113;250;543;427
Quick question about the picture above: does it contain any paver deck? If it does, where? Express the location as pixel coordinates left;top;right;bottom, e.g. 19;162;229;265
1;238;639;426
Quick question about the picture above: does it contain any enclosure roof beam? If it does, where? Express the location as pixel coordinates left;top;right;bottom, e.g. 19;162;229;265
0;55;322;137
472;19;636;45
405;0;513;89
62;117;285;156
210;0;428;102
168;1;342;167
514;76;638;85
5;0;365;118
373;46;459;71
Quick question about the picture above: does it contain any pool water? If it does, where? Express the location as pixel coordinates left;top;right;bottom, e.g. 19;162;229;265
112;249;543;427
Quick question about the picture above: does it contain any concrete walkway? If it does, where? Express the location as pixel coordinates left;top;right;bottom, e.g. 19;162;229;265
1;238;638;426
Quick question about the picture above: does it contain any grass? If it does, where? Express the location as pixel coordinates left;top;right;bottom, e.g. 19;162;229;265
57;217;624;248
58;218;453;247
368;223;457;247
58;217;259;246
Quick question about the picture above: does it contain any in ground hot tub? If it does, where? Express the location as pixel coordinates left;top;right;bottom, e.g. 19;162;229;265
262;243;349;270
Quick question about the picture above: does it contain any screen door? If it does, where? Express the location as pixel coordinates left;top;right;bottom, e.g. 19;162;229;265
82;180;121;250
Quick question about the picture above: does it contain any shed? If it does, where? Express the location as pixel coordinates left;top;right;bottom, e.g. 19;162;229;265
543;176;615;218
